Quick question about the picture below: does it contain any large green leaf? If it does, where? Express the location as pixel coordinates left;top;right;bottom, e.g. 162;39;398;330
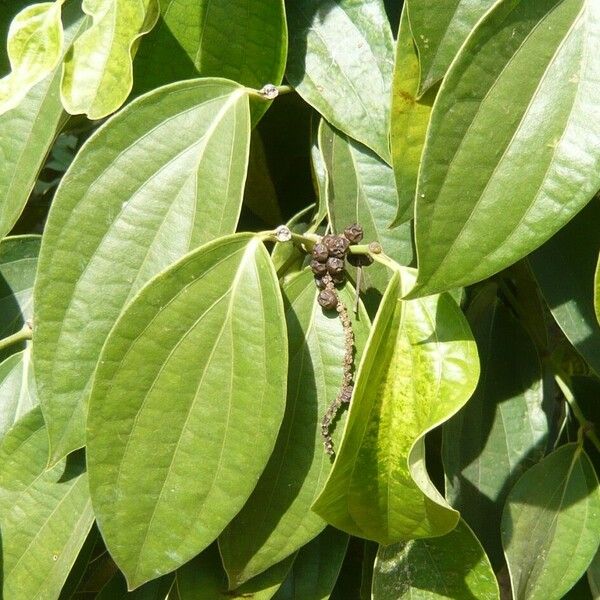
372;519;500;599
220;270;369;586
60;0;159;119
319;119;414;297
273;528;349;600
177;544;294;600
502;443;600;600
390;5;436;226
406;0;496;95
0;408;94;599
87;234;288;589
412;0;600;297
286;0;394;162
34;78;251;464
0;0;64;115
443;288;547;567
0;349;37;440
529;200;600;377
0;5;84;239
312;269;479;543
0;235;40;360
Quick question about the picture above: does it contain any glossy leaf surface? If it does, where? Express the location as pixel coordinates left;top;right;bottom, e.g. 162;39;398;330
313;269;479;543
529;200;600;377
220;270;369;586
0;235;40;360
406;0;496;94
0;0;64;114
61;0;159;118
286;0;394;162
443;289;547;567
34;78;251;464
0;408;94;599
373;519;500;599
502;443;600;600
273;528;349;600
413;0;600;297
177;544;294;600
87;235;288;588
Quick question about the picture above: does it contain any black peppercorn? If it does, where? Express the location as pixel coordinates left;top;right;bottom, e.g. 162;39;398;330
310;259;328;277
312;243;329;262
322;234;350;258
318;289;338;310
344;223;364;244
326;257;344;275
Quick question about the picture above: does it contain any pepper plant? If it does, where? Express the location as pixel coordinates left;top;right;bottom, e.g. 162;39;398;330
0;0;600;598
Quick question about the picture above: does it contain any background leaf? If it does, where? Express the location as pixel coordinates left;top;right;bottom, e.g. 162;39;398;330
0;0;64;114
61;0;159;119
0;408;94;600
96;572;174;599
312;269;479;543
220;270;369;586
406;0;496;94
372;519;500;599
529;199;600;377
34;78;251;464
87;235;287;588
502;443;600;600
443;287;548;567
286;0;394;162
412;0;600;297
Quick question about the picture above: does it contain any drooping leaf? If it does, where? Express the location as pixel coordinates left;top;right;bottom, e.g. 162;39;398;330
502;443;600;600
96;572;175;599
406;0;496;95
373;519;500;599
60;0;160;119
273;528;349;600
312;269;479;543
319;119;414;297
529;200;600;377
0;235;40;361
443;287;547;567
390;5;436;227
134;0;287;94
0;349;37;440
220;270;369;587
286;0;394;162
0;0;64;115
412;0;600;297
0;4;84;239
87;234;288;589
0;408;94;599
34;78;251;464
177;543;294;600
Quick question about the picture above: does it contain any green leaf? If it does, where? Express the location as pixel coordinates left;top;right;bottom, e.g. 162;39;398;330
0;0;64;115
319;119;414;297
529;200;600;377
0;408;94;600
60;0;159;119
312;269;479;543
0;5;84;239
588;547;600;598
34;78;251;464
443;287;547;567
0;235;40;360
372;519;500;599
406;0;496;95
273;528;349;600
219;270;370;586
0;349;37;440
97;572;175;599
177;543;294;600
134;0;287;94
390;5;436;226
412;0;600;297
286;0;394;162
87;234;288;589
502;443;600;600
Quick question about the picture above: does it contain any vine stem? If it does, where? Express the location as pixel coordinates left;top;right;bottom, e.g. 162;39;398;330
555;372;600;453
0;324;32;352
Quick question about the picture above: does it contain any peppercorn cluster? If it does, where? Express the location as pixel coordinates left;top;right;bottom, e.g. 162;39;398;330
311;224;364;311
